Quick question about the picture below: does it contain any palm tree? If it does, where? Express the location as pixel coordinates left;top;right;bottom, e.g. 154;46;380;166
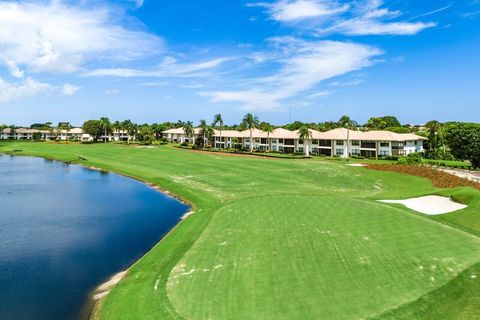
112;121;121;141
122;119;136;144
425;120;441;153
199;120;209;148
241;113;259;152
298;126;312;157
182;121;194;144
9;126;16;140
338;115;357;159
212;114;224;148
260;122;274;151
99;117;111;143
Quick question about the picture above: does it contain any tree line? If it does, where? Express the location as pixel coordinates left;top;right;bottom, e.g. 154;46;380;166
2;115;479;168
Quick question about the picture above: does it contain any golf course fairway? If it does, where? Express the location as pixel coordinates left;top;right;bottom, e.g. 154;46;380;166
1;142;480;320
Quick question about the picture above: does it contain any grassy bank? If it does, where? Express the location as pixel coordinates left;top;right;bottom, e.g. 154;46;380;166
2;141;480;320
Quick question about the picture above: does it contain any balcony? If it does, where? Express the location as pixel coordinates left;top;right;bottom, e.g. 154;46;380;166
361;141;376;149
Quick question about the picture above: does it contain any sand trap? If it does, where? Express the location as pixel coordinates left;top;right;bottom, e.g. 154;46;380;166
346;163;367;167
136;146;155;149
379;196;467;215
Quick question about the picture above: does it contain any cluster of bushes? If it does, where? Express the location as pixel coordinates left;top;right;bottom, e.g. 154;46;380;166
397;153;423;165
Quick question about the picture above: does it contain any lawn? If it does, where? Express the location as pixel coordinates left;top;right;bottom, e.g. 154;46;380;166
1;141;480;320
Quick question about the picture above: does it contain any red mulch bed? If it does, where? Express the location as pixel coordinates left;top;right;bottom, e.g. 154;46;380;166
367;164;480;191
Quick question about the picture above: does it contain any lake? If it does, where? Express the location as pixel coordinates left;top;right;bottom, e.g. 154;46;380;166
0;155;189;319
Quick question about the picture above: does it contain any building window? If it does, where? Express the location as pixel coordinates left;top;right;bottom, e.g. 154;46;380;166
336;140;344;146
312;140;319;145
272;146;277;151
279;139;284;144
319;140;331;147
380;142;389;147
271;139;277;144
351;149;360;155
351;140;360;146
380;150;389;156
336;149;344;156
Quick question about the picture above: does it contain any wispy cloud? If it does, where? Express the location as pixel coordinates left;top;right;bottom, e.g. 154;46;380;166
62;84;81;96
201;39;382;110
409;3;452;20
249;0;436;36
307;90;334;99
4;59;24;78
85;57;232;78
248;0;349;22
0;1;163;74
0;77;53;103
105;89;120;96
329;78;364;87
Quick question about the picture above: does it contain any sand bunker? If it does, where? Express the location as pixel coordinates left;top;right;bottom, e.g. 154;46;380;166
379;196;467;215
346;163;367;167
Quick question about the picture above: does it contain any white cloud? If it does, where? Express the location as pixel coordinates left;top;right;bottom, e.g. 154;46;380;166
308;90;333;99
0;77;54;103
201;40;382;110
86;57;232;78
105;89;120;95
0;1;163;74
4;59;24;78
139;81;168;87
250;0;436;36
135;0;144;8
328;19;435;36
62;84;81;96
329;78;364;87
248;0;349;22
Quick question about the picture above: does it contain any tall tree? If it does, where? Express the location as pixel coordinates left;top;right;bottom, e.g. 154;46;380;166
182;121;194;144
138;124;155;144
112;121;121;140
444;123;480;169
425;120;442;153
260;122;274;151
298;126;312;157
82;120;102;142
122;119;137;144
212;114;224;148
338;116;357;159
199;120;209;148
382;116;401;128
365;117;388;130
99;117;111;143
241;113;260;152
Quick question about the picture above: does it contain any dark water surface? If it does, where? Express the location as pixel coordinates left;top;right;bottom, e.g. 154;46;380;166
0;155;189;320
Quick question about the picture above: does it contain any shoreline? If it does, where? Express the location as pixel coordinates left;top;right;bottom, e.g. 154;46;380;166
0;152;195;320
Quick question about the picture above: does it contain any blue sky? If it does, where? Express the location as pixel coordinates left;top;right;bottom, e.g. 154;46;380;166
0;0;479;126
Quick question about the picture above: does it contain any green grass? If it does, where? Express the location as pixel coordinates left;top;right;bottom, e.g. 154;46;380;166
1;141;480;320
422;159;474;170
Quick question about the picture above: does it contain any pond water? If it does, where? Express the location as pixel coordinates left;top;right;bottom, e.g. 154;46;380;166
0;155;189;319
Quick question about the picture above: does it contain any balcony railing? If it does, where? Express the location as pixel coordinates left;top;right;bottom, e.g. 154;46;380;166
361;142;376;149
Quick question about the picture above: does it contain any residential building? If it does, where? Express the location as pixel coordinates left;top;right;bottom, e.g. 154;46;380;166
163;127;426;158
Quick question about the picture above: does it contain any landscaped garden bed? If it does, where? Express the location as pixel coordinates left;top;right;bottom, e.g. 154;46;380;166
367;164;480;190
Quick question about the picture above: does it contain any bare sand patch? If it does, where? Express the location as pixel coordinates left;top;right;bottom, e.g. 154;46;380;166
379;196;467;215
346;163;367;167
93;271;127;301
